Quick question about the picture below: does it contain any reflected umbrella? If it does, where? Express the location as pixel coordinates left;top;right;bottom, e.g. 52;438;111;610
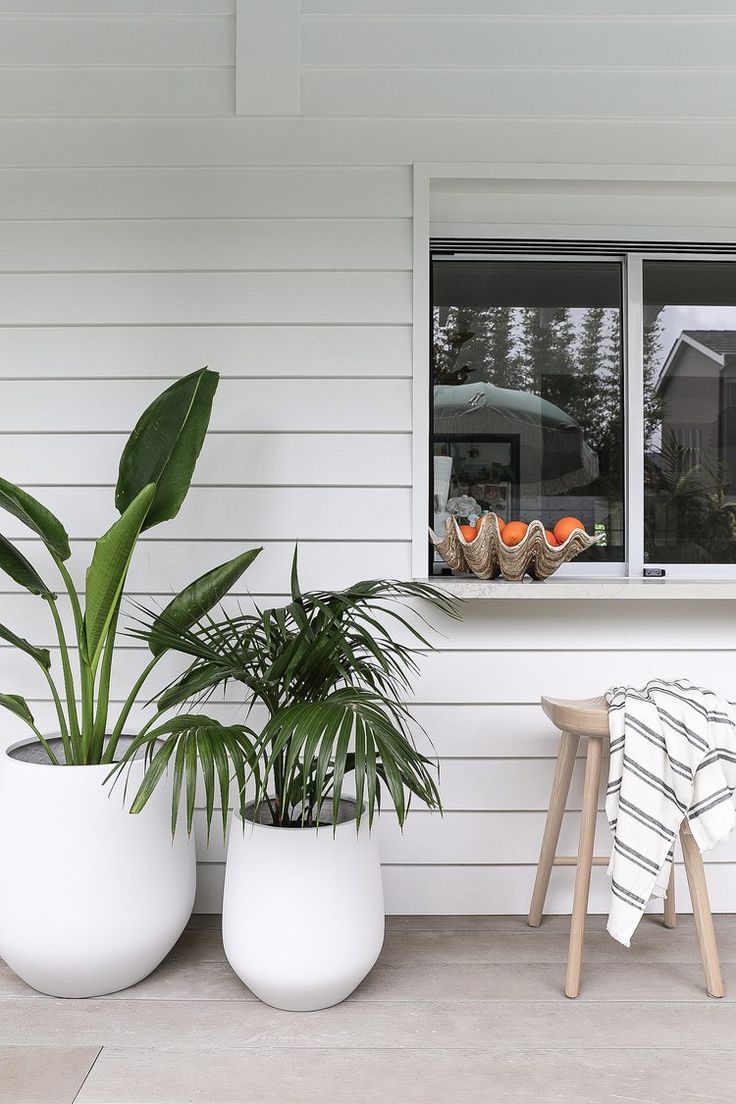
434;382;599;495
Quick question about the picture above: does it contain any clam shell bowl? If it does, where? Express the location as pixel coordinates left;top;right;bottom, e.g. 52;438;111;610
429;514;603;582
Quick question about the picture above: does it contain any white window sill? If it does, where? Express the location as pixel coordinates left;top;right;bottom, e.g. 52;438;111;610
423;576;736;600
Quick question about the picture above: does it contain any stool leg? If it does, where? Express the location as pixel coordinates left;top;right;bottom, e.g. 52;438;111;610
528;730;580;927
663;861;676;929
680;823;724;998
565;735;603;999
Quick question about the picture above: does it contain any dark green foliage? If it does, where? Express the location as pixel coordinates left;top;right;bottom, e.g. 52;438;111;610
645;431;736;563
147;548;263;657
115;367;218;531
131;553;461;833
0;368;260;794
0;478;70;561
0;533;56;598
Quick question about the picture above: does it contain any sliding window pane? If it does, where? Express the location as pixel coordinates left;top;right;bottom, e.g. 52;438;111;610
643;261;736;564
431;258;625;573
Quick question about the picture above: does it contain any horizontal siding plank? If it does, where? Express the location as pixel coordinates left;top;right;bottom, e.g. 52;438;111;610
383;812;736;864
0;2;233;12
412;650;736;704
0;218;411;271
416;705;607;758
193;813;542;867
303;1;736;17
380;863;736;917
303;69;736;119
0;15;234;66
0;485;412;540
0;272;411;325
0;538;412;598
178;761;599;821
0;67;234;118
418;600;736;652
193;809;736;865
0;167;412;218
5;118;736;169
0;432;411;486
0;379;411;431
0;326;411;380
194;861;736;914
303;17;736;70
430;182;736;229
174;756;603;821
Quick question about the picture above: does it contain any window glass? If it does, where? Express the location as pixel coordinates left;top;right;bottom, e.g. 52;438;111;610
643;261;736;564
431;258;625;573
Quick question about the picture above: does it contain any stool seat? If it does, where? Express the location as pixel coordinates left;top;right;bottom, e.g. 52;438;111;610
541;695;609;738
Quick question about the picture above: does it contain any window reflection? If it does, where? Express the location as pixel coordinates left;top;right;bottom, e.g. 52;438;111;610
431;259;625;573
644;262;736;564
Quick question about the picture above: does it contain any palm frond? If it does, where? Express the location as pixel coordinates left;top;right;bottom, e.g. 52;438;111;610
134;559;459;830
107;715;260;839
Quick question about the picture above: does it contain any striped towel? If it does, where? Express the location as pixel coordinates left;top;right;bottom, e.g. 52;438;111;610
605;679;736;947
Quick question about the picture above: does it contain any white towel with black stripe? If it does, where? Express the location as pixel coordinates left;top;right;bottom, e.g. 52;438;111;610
605;679;736;947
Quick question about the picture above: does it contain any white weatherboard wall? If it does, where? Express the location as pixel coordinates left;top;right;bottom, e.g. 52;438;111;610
2;1;736;913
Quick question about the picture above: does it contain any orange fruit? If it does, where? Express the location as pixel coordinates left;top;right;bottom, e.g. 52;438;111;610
459;524;477;543
545;529;559;546
553;516;586;544
495;515;506;531
501;521;528;547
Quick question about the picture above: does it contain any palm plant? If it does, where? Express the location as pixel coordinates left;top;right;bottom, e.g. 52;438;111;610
0;368;261;769
645;430;736;563
121;554;461;835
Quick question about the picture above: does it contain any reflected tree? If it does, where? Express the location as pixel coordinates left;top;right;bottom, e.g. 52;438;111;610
643;315;665;450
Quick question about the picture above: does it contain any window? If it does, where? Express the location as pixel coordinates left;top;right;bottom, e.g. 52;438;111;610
430;248;736;578
643;262;736;567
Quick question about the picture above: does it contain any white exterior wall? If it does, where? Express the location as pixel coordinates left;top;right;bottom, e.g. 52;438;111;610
2;0;736;912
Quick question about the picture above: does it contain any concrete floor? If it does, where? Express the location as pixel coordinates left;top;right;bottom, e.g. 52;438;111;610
2;913;736;1103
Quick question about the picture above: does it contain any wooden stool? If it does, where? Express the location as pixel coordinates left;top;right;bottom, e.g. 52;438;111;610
528;694;724;999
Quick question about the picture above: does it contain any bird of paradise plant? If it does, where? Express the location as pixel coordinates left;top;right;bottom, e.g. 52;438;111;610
0;368;261;798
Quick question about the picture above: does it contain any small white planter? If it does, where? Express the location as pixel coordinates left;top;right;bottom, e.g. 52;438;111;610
0;737;196;998
222;799;385;1011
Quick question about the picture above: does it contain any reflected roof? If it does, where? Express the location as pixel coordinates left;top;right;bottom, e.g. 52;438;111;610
657;329;736;392
681;330;736;359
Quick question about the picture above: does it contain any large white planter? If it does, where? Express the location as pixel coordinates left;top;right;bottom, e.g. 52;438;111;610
222;799;385;1011
0;737;196;998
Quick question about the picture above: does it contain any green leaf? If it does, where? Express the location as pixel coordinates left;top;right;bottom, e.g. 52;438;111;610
290;544;301;603
0;477;70;560
84;484;156;668
113;715;259;839
115;367;219;531
0;692;35;726
148;547;262;656
0;623;51;669
155;662;228;713
0;533;55;598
